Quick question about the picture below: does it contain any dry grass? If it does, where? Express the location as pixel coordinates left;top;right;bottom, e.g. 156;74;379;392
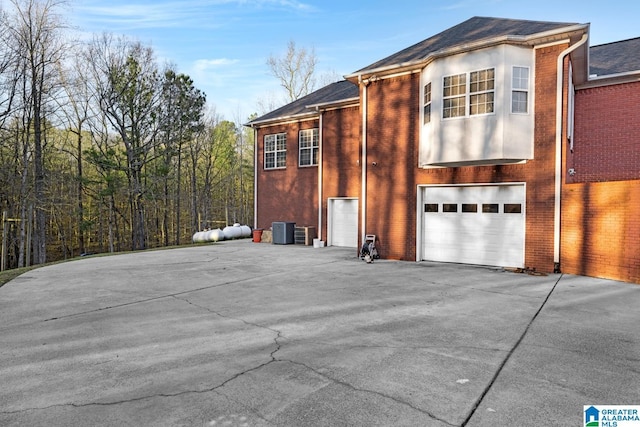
0;244;205;289
0;265;39;288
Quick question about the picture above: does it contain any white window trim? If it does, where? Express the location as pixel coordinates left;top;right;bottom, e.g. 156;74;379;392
298;128;319;167
511;65;530;115
469;68;495;116
442;73;466;119
423;82;432;124
264;132;286;170
442;67;497;120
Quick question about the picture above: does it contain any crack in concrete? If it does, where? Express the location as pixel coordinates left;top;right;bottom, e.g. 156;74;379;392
277;358;459;427
2;297;285;419
2;258;558;425
35;259;343;325
40;278;257;323
0;361;282;416
166;296;486;425
284;337;508;356
171;295;283;357
459;273;565;426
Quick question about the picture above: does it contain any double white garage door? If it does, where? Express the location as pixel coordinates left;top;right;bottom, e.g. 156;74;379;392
421;184;525;268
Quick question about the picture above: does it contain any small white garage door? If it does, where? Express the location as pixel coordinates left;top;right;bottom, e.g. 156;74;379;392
421;185;525;268
329;198;358;247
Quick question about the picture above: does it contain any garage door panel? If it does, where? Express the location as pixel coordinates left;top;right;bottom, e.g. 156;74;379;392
422;185;524;268
330;199;358;248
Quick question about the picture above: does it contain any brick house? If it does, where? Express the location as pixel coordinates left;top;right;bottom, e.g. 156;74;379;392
247;17;640;283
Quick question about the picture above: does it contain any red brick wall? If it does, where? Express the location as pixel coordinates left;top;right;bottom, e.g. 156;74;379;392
255;120;319;230
362;44;567;273
255;107;362;238
523;45;567;272
321;106;362;241
561;180;640;283
364;74;420;260
569;81;640;183
255;43;580;275
561;80;640;283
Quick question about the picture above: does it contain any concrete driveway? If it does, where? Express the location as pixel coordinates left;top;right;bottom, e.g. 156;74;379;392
1;240;638;426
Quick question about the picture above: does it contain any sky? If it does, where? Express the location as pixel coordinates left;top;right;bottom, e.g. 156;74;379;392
65;0;640;122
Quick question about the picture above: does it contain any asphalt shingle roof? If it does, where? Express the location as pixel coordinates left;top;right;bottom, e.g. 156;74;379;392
354;16;580;73
589;37;640;76
249;80;358;125
251;16;640;125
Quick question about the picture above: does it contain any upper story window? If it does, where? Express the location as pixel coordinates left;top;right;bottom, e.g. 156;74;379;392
511;66;529;114
423;82;432;124
264;133;286;169
443;73;466;118
299;128;319;167
470;68;495;115
443;68;495;119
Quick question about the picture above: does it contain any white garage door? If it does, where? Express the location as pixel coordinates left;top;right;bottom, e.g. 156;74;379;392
329;198;358;247
422;185;525;268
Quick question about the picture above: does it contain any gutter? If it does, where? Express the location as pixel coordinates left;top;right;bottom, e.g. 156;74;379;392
253;127;258;229
306;97;360;111
577;70;640;89
317;109;323;240
345;24;589;82
246;100;360;129
554;33;589;271
247;112;318;128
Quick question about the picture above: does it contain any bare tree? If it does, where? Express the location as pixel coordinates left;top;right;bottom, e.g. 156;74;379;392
4;0;67;265
56;42;95;255
267;40;317;103
0;7;20;128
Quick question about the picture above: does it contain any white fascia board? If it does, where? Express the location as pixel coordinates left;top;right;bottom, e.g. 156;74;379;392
345;24;589;80
244;112;318;128
305;97;360;111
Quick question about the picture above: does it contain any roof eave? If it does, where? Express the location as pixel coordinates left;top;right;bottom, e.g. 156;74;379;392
345;23;589;82
244;111;318;128
577;70;640;89
305;97;360;111
245;96;361;128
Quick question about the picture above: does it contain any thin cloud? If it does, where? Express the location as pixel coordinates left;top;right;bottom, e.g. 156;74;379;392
75;2;203;29
74;0;316;30
194;58;240;72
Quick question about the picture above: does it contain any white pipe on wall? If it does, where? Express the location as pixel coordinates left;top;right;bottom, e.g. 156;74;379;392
554;33;588;267
253;127;258;229
360;75;368;244
317;110;323;240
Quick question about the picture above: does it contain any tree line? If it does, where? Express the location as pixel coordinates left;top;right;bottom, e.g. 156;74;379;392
0;0;254;270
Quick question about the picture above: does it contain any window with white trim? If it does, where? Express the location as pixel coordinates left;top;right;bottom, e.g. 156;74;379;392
443;68;495;118
423;82;432;124
264;133;286;169
470;68;495;115
443;73;466;118
299;128;319;167
512;66;529;114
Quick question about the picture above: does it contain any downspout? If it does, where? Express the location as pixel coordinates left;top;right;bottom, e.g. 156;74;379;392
253;127;258;229
554;33;588;270
359;75;368;244
317;108;323;240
